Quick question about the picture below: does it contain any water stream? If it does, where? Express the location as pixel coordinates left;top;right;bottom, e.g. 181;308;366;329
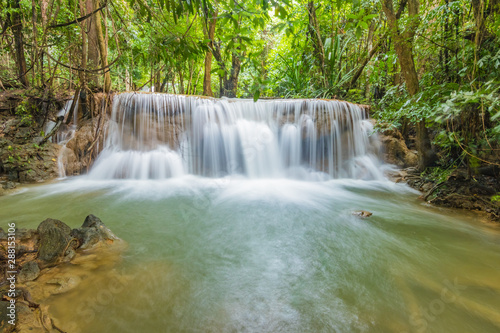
2;93;499;332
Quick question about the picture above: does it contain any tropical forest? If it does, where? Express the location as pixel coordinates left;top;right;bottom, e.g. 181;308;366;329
0;0;499;332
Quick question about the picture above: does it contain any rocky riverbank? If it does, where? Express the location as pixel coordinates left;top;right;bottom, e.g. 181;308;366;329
380;128;500;222
0;215;124;332
0;90;109;184
395;168;500;222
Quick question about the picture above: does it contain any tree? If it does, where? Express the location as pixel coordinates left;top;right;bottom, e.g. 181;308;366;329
92;0;111;92
382;0;435;170
202;4;217;96
8;0;29;87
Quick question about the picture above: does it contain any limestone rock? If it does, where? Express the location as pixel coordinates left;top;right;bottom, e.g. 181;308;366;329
378;129;418;168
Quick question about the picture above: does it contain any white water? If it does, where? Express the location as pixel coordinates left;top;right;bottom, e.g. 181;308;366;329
88;93;384;181
46;98;80;177
6;94;500;333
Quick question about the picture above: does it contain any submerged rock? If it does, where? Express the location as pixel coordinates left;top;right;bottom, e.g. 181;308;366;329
352;210;373;218
18;261;40;283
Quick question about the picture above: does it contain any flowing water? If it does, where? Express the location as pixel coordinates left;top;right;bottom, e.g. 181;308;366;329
2;93;500;332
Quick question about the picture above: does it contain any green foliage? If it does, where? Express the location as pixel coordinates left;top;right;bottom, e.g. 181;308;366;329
1;0;499;175
15;102;33;126
421;166;455;184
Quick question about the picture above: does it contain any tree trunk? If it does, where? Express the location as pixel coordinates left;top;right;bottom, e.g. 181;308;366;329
178;68;184;94
86;0;99;87
78;0;88;90
11;0;29;87
382;0;435;170
203;11;217;96
223;52;241;98
92;0;111;92
125;68;130;91
307;1;326;78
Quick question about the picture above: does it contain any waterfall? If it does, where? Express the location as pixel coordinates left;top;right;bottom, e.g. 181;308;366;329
46;98;79;178
88;93;383;180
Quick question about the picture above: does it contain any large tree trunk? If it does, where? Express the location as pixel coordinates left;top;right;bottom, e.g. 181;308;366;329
92;0;111;92
78;0;88;90
10;0;29;87
86;0;99;87
307;1;326;78
382;0;435;170
203;11;217;96
222;52;241;98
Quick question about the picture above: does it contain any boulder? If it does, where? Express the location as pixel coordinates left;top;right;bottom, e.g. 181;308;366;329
36;219;75;266
71;214;117;249
2;181;16;190
18;261;40;283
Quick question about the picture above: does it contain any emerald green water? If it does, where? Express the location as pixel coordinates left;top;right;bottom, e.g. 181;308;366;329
1;177;500;332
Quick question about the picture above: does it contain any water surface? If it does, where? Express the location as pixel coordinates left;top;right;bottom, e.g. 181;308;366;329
1;177;499;333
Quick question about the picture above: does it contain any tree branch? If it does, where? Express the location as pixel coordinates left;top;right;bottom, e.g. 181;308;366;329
48;1;107;28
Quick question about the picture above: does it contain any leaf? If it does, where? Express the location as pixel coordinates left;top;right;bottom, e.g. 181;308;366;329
278;6;287;18
253;90;260;102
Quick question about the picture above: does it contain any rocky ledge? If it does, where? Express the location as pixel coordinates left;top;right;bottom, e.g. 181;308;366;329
389;168;500;222
0;215;123;332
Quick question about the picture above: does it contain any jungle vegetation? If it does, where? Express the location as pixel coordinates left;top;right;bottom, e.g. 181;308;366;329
0;0;499;174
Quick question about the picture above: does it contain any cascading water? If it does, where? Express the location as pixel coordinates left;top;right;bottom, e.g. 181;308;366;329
46;97;79;177
88;93;383;180
5;95;500;333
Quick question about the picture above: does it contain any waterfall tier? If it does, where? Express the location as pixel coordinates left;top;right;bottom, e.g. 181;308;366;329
88;93;383;180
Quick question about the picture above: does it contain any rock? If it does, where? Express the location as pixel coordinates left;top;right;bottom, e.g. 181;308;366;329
352;210;373;218
37;218;71;236
47;276;82;295
14;303;45;332
37;218;75;266
2;181;16;190
63;117;105;176
18;261;40;283
378;129;418;168
0;301;15;332
72;214;117;249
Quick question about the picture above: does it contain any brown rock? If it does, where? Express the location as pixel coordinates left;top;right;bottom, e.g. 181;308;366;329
378;129;418;168
352;210;373;218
